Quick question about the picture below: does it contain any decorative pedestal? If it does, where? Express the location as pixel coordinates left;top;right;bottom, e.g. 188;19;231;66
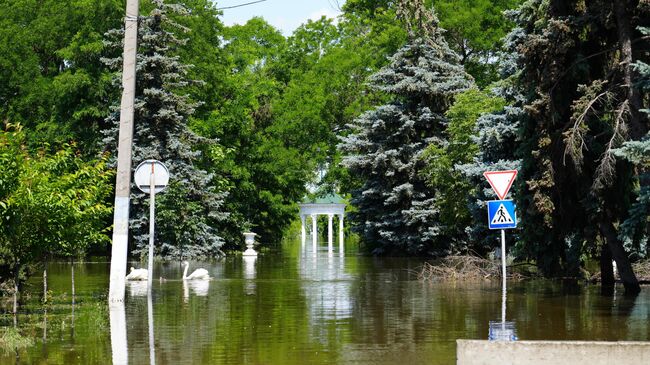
242;232;258;256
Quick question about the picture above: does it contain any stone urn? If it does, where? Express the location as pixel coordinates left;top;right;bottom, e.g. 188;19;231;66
242;232;258;256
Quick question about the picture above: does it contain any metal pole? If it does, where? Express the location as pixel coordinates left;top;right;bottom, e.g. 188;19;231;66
147;292;155;365
147;166;155;291
501;229;506;327
109;0;140;303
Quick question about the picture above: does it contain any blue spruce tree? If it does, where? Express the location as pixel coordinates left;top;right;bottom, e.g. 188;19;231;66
104;0;228;260
339;1;473;255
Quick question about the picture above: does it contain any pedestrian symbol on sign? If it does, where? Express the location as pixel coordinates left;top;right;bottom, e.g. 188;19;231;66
491;204;514;225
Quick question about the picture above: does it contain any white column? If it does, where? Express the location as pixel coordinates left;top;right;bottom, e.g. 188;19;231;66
109;302;128;365
311;214;318;254
338;214;345;255
300;215;306;248
109;0;140;304
327;214;334;255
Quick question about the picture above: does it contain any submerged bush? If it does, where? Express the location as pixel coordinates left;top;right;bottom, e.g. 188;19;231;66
418;255;530;281
0;328;33;354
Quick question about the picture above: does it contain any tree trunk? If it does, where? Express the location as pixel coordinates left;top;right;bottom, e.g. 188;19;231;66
599;219;641;294
613;0;645;139
13;269;18;328
71;260;76;333
43;308;47;344
43;263;48;304
71;260;75;305
600;244;615;286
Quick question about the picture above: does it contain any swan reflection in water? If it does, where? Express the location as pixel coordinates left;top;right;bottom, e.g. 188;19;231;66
183;279;210;303
127;280;149;297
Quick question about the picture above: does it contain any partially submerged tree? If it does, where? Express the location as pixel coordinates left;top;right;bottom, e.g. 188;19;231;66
104;0;228;260
0;123;112;314
512;0;649;293
339;0;473;255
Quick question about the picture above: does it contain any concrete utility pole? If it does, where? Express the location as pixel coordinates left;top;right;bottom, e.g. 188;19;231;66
109;0;140;303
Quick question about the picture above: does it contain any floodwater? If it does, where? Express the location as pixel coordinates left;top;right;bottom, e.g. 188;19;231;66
1;240;650;364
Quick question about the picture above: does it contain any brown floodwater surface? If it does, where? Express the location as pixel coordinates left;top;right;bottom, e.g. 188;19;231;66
1;240;649;364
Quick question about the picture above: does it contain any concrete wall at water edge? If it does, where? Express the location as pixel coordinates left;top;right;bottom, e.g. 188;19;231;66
457;340;650;365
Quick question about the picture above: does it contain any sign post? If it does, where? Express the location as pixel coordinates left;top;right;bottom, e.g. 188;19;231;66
134;160;169;291
484;170;518;340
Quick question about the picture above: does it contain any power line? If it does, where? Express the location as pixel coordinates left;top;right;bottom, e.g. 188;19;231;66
217;0;268;10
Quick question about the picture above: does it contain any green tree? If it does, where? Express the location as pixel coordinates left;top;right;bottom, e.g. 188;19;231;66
195;4;411;247
0;0;122;148
340;1;473;255
0;123;113;293
512;0;649;292
271;12;408;198
342;0;524;86
194;17;291;245
432;0;523;87
197;12;404;246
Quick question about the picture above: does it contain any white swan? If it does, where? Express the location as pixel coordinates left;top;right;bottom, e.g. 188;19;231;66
125;267;148;281
182;261;210;280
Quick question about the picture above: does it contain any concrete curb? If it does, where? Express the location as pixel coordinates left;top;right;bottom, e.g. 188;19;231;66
457;340;650;365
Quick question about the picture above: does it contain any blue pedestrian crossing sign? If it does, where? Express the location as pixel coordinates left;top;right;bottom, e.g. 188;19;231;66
487;200;517;229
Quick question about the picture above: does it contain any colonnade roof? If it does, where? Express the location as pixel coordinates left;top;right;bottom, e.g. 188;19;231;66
300;193;346;205
299;193;346;216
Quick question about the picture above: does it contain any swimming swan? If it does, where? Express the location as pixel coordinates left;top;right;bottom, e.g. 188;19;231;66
182;261;210;280
125;267;148;281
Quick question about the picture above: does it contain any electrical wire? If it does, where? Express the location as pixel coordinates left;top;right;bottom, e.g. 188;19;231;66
216;0;268;10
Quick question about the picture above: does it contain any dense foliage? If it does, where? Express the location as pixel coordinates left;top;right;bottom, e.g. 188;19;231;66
0;0;122;148
505;0;650;293
0;124;113;288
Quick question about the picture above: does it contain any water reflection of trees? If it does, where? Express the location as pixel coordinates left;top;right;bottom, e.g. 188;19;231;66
2;259;650;364
124;257;340;364
510;281;647;341
121;260;649;364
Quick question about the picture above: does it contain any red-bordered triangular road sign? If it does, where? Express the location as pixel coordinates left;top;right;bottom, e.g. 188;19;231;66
483;170;517;200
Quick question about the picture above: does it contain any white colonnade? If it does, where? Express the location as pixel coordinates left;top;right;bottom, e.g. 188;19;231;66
298;201;345;255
